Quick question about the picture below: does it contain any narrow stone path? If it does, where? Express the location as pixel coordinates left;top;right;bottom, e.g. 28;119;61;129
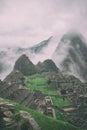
50;96;56;119
63;107;77;112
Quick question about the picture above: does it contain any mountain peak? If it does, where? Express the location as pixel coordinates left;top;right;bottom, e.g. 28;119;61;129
62;31;83;40
53;32;87;82
36;59;59;73
60;31;86;48
14;54;36;76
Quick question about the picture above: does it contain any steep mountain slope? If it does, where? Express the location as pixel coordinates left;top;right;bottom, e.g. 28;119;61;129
0;70;43;109
53;32;87;82
29;36;52;53
0;98;80;130
14;54;36;76
0;98;40;130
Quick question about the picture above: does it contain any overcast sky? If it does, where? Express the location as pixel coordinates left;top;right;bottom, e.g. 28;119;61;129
0;0;87;47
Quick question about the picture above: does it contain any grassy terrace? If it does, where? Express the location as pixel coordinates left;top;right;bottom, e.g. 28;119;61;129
3;99;81;130
25;76;58;95
25;76;71;107
25;75;72;123
51;96;71;122
55;110;68;122
1;75;81;130
52;96;71;108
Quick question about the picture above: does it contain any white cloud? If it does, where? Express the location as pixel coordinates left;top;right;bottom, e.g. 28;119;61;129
0;0;87;47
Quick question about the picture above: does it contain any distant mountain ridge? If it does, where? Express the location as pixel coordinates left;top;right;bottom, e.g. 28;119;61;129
29;36;52;53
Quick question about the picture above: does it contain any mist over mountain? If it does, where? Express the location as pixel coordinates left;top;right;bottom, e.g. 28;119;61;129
0;36;56;79
0;0;87;82
30;36;52;53
1;31;87;82
53;31;87;82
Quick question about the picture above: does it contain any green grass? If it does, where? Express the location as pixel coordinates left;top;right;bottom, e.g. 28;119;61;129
25;76;71;123
52;96;71;122
52;96;71;108
25;77;58;95
31;77;46;85
56;111;68;122
3;99;81;130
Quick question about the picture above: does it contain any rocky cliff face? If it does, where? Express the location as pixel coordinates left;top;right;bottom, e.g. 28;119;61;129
4;70;25;84
14;54;36;76
53;32;87;82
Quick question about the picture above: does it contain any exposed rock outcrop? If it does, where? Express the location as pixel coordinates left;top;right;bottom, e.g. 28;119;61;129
0;98;40;130
20;111;40;130
4;70;25;85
